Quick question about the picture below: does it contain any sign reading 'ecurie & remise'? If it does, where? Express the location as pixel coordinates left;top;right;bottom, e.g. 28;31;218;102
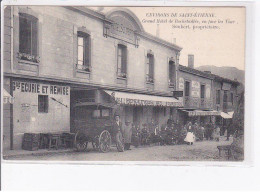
12;81;70;95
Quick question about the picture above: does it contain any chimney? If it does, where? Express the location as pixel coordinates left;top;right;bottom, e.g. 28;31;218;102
172;38;176;44
188;54;194;69
156;24;160;38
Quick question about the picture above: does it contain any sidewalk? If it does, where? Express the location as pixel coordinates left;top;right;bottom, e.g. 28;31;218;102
3;148;74;160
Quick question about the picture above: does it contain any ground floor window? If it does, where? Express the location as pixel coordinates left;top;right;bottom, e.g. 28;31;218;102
38;95;48;113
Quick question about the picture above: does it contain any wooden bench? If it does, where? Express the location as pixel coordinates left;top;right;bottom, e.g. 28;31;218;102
217;145;232;160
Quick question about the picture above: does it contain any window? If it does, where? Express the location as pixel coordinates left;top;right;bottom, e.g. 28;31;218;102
200;84;205;99
223;90;228;103
184;81;190;97
19;13;39;62
216;90;220;104
146;53;154;83
231;92;234;105
169;60;175;87
117;44;127;78
38;95;48;113
93;110;101;118
77;31;91;72
92;109;110;118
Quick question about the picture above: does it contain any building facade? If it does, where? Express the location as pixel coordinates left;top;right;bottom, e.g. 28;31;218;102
2;6;240;151
3;6;184;150
176;62;240;125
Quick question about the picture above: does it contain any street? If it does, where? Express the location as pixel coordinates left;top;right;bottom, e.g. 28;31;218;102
7;137;234;161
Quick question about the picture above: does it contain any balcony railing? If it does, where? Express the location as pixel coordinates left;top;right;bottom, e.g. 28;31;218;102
223;102;233;112
184;96;213;109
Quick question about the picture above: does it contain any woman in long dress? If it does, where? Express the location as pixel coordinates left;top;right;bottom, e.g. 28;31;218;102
184;122;195;145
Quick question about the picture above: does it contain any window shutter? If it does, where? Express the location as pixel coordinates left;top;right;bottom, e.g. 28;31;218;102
121;47;127;74
84;36;90;67
146;55;149;75
32;19;38;56
150;55;154;79
19;16;31;55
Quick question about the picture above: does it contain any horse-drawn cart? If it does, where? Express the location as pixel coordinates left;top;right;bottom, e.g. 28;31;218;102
72;98;124;153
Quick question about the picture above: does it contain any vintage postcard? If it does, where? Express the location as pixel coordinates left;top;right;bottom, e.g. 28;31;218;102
1;2;246;164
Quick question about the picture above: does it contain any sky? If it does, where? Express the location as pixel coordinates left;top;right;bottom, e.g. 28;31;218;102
96;7;245;70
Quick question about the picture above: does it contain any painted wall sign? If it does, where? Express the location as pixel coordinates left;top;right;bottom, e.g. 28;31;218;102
178;77;184;91
12;81;70;96
191;81;200;97
206;84;211;99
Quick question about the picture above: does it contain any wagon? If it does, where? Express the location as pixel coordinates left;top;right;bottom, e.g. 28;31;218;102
72;101;124;153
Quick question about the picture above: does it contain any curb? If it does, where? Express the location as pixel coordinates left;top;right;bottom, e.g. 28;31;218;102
3;149;75;159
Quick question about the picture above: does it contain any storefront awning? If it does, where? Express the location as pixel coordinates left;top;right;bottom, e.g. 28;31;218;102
181;109;221;117
3;89;14;104
104;90;183;107
220;111;234;119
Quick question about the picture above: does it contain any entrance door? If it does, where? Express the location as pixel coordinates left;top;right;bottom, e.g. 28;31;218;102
133;107;143;127
153;107;162;125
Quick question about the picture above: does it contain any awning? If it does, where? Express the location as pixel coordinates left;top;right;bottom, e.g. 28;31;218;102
181;109;220;117
220;111;234;119
228;111;234;118
3;89;14;104
104;90;183;107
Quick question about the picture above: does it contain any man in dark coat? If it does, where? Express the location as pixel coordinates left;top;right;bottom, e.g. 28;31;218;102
123;120;132;150
113;115;124;152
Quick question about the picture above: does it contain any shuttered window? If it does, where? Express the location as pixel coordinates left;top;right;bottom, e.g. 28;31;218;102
185;81;190;97
38;95;48;113
146;54;154;83
19;13;38;57
169;60;175;86
231;92;234;105
77;32;91;72
216;90;221;104
201;85;205;99
117;44;127;78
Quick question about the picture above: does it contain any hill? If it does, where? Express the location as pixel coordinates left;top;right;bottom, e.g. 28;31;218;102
196;65;245;84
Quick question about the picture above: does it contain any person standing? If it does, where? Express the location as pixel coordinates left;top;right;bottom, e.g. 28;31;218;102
213;125;221;141
184;122;195;145
123;120;132;150
113;114;124;152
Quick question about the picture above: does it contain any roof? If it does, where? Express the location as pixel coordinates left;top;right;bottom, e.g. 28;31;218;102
178;65;214;79
178;65;240;86
65;7;182;51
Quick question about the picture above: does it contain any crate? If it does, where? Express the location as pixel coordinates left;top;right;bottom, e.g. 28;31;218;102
22;141;39;151
39;133;49;149
23;133;40;142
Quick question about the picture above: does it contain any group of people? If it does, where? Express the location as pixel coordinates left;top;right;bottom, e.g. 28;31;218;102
181;121;221;145
113;114;223;152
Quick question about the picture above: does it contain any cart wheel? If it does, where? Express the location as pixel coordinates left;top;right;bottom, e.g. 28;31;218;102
92;136;99;150
99;130;111;153
74;131;88;152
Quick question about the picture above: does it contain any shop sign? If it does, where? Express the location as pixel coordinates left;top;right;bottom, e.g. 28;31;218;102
173;91;183;98
114;97;182;107
191;81;200;98
12;81;70;96
188;111;220;117
104;22;137;46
